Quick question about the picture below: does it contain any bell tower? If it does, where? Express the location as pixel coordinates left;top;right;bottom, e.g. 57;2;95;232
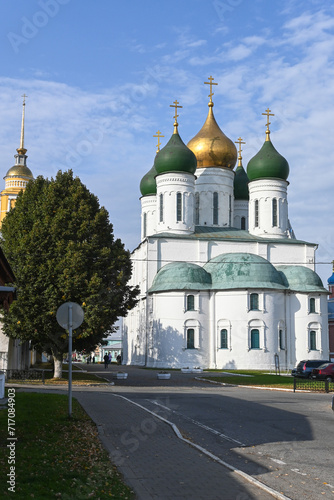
0;95;34;226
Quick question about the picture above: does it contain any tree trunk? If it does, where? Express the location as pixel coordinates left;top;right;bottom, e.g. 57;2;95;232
53;352;63;379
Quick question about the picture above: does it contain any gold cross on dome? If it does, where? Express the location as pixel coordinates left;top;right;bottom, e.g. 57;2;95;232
170;100;182;131
204;76;218;103
153;130;164;152
170;100;182;121
262;108;274;138
235;137;245;156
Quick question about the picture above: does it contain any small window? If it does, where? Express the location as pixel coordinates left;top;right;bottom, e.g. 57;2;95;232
309;298;316;314
310;330;316;350
159;193;163;222
272;198;277;227
143;213;147;238
251;329;260;349
177;192;182;222
241;217;246;230
187;329;195;349
213;192;218;225
250;293;259;311
255;200;259;227
229;195;232;227
186;295;195;311
220;329;228;349
279;329;284;350
195;192;200;225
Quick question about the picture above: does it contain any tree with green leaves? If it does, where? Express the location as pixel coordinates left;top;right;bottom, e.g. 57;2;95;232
0;170;139;378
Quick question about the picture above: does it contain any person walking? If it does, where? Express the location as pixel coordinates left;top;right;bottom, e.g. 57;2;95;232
103;353;109;369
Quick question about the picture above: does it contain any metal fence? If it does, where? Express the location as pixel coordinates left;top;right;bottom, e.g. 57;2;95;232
1;369;46;384
293;377;334;393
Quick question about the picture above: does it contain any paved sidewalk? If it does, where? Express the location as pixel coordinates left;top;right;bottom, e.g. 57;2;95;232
75;388;281;500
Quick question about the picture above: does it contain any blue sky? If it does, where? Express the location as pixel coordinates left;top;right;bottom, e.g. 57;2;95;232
1;0;334;285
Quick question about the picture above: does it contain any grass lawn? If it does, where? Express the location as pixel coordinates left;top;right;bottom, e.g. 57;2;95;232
0;392;134;499
205;370;295;388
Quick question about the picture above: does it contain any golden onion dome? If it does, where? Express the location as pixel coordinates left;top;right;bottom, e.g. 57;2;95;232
187;103;237;169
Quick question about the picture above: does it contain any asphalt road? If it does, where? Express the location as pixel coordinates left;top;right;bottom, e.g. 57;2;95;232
83;363;334;499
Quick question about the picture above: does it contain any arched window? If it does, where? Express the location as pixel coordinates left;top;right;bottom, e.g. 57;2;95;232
250;293;259;310
187;329;195;349
176;192;182;222
213;192;218;225
220;329;228;349
241;217;246;230
279;329;284;350
251;329;260;349
255;200;259;227
309;297;316;313
272;198;277;227
195;192;200;225
159;193;163;222
310;330;316;350
186;295;195;311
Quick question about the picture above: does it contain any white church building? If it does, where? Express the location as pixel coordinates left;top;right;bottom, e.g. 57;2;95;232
122;80;329;371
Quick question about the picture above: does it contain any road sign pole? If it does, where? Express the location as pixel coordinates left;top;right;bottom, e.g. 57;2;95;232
68;303;73;418
56;301;84;419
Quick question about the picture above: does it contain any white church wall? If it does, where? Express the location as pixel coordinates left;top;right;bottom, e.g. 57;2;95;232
214;290;286;370
267;243;317;269
292;292;329;364
145;291;211;368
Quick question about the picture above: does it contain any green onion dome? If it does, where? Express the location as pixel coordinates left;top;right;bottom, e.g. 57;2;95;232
140;164;157;197
234;164;249;200
247;140;289;181
154;132;197;175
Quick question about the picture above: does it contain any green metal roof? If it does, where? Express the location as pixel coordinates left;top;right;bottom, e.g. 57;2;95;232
146;226;316;246
147;253;327;294
149;262;212;292
276;265;328;293
204;253;286;290
234;164;249;200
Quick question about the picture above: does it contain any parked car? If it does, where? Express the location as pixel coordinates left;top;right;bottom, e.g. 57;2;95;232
291;359;330;378
312;363;334;382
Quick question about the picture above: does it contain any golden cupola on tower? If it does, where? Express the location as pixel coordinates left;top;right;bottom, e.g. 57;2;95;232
187;76;237;169
0;95;34;225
